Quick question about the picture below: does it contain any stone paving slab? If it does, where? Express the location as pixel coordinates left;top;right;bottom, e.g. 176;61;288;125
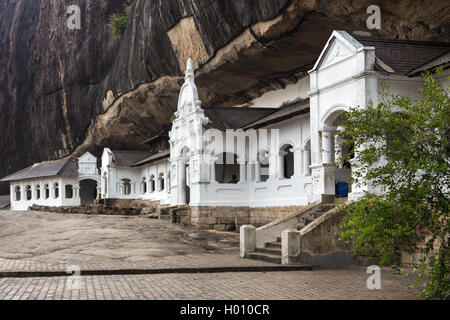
0;210;294;275
0;267;423;300
0;253;281;274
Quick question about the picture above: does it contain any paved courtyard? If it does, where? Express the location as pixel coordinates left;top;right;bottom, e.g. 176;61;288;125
0;210;423;300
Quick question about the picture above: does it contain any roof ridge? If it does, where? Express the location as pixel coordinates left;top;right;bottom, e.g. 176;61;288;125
355;36;450;46
56;158;74;176
203;106;279;111
111;150;152;153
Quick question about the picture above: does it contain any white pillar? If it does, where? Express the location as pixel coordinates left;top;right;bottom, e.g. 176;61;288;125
164;175;169;192
239;163;246;183
303;147;311;176
255;162;261;182
281;229;302;265
247;163;253;182
335;135;346;168
210;159;216;182
321;130;335;164
293;148;302;178
178;162;187;205
278;153;284;179
240;225;256;258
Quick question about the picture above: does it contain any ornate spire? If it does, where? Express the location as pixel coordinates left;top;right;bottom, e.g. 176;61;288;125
185;58;194;81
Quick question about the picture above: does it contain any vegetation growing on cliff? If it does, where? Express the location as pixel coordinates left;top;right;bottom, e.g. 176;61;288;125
110;0;133;38
338;69;450;299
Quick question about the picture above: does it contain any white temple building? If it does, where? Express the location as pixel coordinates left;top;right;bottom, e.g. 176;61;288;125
1;152;100;211
3;31;449;230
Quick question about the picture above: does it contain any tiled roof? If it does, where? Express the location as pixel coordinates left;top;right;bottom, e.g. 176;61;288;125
131;150;171;167
142;129;170;145
407;51;450;76
0;158;79;182
204;106;278;131
355;36;450;76
243;99;310;129
110;150;153;168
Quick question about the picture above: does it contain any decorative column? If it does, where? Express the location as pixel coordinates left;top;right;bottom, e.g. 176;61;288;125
246;162;253;182
255;162;261;182
210;158;216;183
164;175;169;192
178;161;187;205
239;163;246;183
293;147;302;178
335;135;345;168
321;129;336;164
278;152;285;179
303;147;311;176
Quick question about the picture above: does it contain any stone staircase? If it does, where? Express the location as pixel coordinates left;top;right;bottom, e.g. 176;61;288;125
246;237;283;264
244;202;337;264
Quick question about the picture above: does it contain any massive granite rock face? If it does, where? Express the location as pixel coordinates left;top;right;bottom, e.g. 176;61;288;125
0;0;449;193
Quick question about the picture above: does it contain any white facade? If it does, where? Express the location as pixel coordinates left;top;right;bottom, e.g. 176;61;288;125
168;31;445;208
5;31;446;212
100;148;171;205
8;152;100;211
168;59;312;208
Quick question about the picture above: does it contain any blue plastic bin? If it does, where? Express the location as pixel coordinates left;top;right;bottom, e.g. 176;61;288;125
336;182;349;197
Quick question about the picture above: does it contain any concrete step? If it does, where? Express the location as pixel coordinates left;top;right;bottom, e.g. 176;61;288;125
257;247;282;255
323;204;336;211
314;211;326;217
266;242;281;249
246;252;281;264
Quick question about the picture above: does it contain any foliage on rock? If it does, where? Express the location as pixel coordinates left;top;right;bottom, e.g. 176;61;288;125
111;0;133;38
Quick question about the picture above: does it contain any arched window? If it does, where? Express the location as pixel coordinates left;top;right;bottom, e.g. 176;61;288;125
215;153;240;184
141;178;147;194
35;185;41;200
54;183;59;199
65;185;74;199
280;144;294;179
121;179;131;195
25;185;32;201
15;186;21;201
149;176;155;193
44;184;50;199
158;173;165;191
258;150;270;182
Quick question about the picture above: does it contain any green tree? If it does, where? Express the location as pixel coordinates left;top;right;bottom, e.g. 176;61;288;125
338;69;449;299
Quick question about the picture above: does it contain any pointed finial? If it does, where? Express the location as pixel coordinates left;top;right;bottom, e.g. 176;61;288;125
185;58;195;80
187;58;193;72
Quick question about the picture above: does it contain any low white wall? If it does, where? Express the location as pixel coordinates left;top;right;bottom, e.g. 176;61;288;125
10;177;83;211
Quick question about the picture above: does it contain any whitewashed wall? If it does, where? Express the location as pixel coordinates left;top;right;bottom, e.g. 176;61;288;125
183;114;314;208
101;148;171;205
11;177;82;211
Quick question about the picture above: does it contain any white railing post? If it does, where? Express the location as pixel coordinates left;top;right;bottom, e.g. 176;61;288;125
240;225;256;258
281;229;301;265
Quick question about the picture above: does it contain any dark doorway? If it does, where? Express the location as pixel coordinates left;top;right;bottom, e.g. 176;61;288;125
80;179;97;205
